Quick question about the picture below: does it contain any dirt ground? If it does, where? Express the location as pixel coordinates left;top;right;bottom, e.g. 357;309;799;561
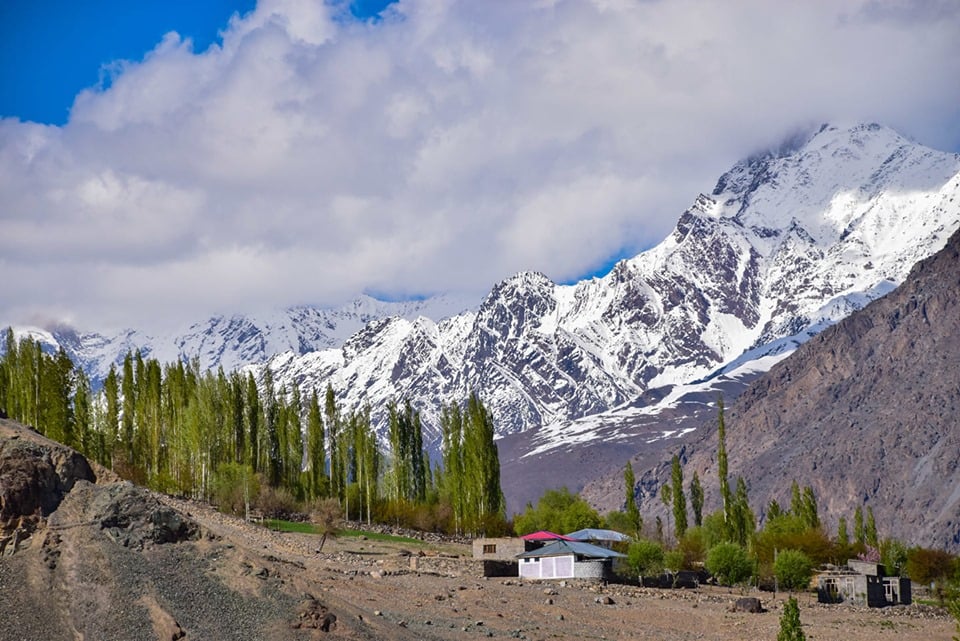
157;496;956;641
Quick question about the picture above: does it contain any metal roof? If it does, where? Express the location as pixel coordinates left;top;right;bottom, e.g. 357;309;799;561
520;530;574;541
564;528;631;542
515;540;626;560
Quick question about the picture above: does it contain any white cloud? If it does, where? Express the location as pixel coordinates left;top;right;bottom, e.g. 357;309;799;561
2;0;959;332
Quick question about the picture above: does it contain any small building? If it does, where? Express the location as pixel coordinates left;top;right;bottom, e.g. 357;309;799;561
472;537;527;561
472;537;532;577
816;559;911;607
516;540;625;581
882;576;912;605
817;570;886;607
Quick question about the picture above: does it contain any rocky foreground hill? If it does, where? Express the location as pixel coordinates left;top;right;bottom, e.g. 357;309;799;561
586;226;960;551
0;420;953;641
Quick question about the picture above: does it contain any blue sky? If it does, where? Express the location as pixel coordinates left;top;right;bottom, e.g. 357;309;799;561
0;1;397;124
1;1;959;332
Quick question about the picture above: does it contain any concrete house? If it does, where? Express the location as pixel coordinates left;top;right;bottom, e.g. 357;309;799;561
472;537;528;577
816;560;911;607
516;540;625;581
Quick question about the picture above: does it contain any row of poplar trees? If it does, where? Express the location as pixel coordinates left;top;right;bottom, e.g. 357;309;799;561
0;328;504;534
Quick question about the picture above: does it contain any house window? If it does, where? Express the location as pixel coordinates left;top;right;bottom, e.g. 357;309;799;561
483;544;496;554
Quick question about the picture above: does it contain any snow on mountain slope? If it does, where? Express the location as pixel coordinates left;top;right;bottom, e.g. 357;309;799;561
11;123;958;461
16;294;476;386
268;123;960;448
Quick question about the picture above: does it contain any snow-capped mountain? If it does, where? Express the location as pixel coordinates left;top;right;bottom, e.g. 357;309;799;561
10;123;959;462
8;294;475;385
266;123;960;447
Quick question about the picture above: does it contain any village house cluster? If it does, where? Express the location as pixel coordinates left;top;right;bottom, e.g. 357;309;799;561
474;532;913;609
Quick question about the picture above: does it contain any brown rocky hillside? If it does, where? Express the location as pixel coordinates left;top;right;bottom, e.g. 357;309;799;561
1;419;954;640
591;227;960;551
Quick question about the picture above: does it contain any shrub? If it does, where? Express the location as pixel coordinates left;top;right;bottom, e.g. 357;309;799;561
310;498;342;551
705;542;754;586
777;596;805;641
212;462;259;516
627;539;665;578
774;549;813;592
257;483;299;519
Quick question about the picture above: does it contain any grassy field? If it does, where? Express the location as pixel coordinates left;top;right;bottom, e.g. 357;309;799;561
263;519;424;545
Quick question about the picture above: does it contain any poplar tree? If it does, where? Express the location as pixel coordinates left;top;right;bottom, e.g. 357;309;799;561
689;471;704;527
103;364;120;468
245;373;261;473
441;401;465;531
121;351;136;466
865;506;878;548
717;396;731;526
73;369;92;459
263;369;281;486
671;455;687;539
351;405;378;524
325;384;342;501
230;372;245;464
730;476;754;547
462;392;503;533
624;462;642;538
854;506;866;545
306;388;327;499
837;517;850;548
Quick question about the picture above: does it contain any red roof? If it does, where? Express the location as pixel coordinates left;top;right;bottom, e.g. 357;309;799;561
520;530;574;541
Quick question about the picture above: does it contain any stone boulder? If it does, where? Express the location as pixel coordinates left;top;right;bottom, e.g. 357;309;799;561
730;597;764;613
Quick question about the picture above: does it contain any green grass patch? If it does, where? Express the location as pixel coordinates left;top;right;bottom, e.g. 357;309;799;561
339;529;423;545
260;520;423;545
263;519;318;534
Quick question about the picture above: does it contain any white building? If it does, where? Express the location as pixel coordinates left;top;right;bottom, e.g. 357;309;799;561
516;540;625;581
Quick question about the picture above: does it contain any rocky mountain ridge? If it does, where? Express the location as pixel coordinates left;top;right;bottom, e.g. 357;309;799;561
7;293;476;385
6;123;960;472
265;123;960;450
584;226;960;551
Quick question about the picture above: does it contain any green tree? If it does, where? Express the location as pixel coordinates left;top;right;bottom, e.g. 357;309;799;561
865;506;878;548
705;542;754;586
880;538;908;576
729;476;754;547
324;383;342;501
624;462;642;538
121;351;136;465
627;539;664;580
716;396;731;527
245;373;261;473
689;471;704;527
103;364;120;468
774;549;813;592
514;487;600;536
73;369;92;459
229;372;245;464
263;368;281;486
353;405;379;525
212;462;259;516
777;597;806;641
306;388;327;500
853;506;865;545
660;482;672;539
440;401;465;531
671;455;687;539
837;517;849;548
462;392;504;533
